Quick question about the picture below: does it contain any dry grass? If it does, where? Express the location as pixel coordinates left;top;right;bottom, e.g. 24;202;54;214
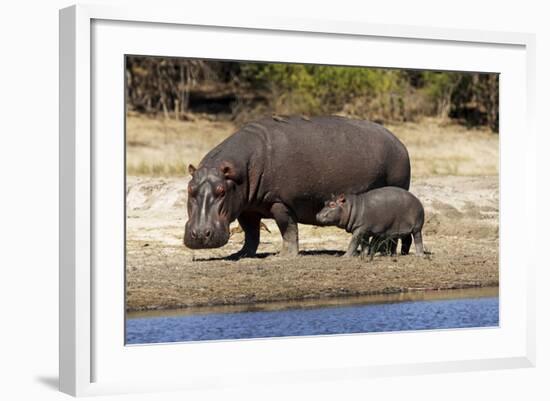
126;114;499;177
386;118;499;176
126;112;235;176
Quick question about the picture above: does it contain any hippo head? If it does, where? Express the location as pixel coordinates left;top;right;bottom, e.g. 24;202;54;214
316;194;347;227
184;162;243;249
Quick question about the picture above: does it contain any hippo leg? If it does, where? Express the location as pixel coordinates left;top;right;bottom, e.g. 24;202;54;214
270;203;299;257
359;235;371;258
413;231;424;257
368;236;382;260
228;212;261;259
376;241;389;255
401;234;412;255
344;231;364;257
390;238;398;256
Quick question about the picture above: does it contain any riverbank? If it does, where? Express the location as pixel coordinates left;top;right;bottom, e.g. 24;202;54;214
126;175;499;312
127;286;498;319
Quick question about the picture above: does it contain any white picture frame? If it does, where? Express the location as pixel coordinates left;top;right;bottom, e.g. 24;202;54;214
59;3;536;397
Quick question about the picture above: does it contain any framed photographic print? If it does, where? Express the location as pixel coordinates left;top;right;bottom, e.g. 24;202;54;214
59;4;536;397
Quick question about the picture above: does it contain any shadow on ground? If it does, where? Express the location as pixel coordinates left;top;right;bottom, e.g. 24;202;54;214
35;376;58;391
194;249;346;261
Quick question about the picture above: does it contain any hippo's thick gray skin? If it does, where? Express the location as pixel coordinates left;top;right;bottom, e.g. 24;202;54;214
184;116;411;258
316;187;425;257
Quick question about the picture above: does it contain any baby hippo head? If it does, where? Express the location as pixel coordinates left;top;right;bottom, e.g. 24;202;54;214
316;194;347;226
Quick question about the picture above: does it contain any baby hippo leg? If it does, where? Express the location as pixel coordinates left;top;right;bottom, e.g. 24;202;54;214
369;236;387;256
343;230;364;257
413;230;424;257
389;238;398;257
359;235;371;257
375;241;388;255
367;235;383;260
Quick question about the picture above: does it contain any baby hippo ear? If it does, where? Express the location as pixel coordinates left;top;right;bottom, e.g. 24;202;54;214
336;194;346;204
188;164;197;176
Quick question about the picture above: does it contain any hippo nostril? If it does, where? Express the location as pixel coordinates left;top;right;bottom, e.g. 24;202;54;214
204;229;211;239
191;229;198;239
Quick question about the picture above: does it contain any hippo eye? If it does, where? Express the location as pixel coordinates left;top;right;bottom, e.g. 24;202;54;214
188;185;197;197
329;201;337;208
215;185;225;197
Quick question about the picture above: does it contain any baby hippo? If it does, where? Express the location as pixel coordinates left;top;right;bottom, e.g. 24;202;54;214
316;187;425;257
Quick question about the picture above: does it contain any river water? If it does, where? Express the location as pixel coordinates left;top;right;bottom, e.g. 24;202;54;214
126;287;498;345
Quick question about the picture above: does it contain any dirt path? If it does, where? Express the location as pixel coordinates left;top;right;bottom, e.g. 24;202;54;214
126;175;498;311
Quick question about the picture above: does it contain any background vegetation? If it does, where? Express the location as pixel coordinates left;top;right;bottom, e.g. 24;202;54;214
126;56;499;132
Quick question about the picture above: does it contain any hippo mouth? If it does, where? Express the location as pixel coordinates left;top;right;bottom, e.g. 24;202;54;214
315;213;328;225
183;223;230;249
315;211;332;226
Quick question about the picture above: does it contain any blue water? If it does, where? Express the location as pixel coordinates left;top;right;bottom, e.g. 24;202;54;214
126;296;499;344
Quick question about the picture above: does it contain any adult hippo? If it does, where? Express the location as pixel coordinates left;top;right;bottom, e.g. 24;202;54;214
183;115;410;258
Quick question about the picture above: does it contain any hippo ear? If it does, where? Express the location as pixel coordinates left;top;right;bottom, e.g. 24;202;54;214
220;162;242;184
336;194;346;204
188;164;197;176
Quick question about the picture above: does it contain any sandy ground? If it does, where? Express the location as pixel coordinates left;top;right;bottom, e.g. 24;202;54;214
126;175;499;311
